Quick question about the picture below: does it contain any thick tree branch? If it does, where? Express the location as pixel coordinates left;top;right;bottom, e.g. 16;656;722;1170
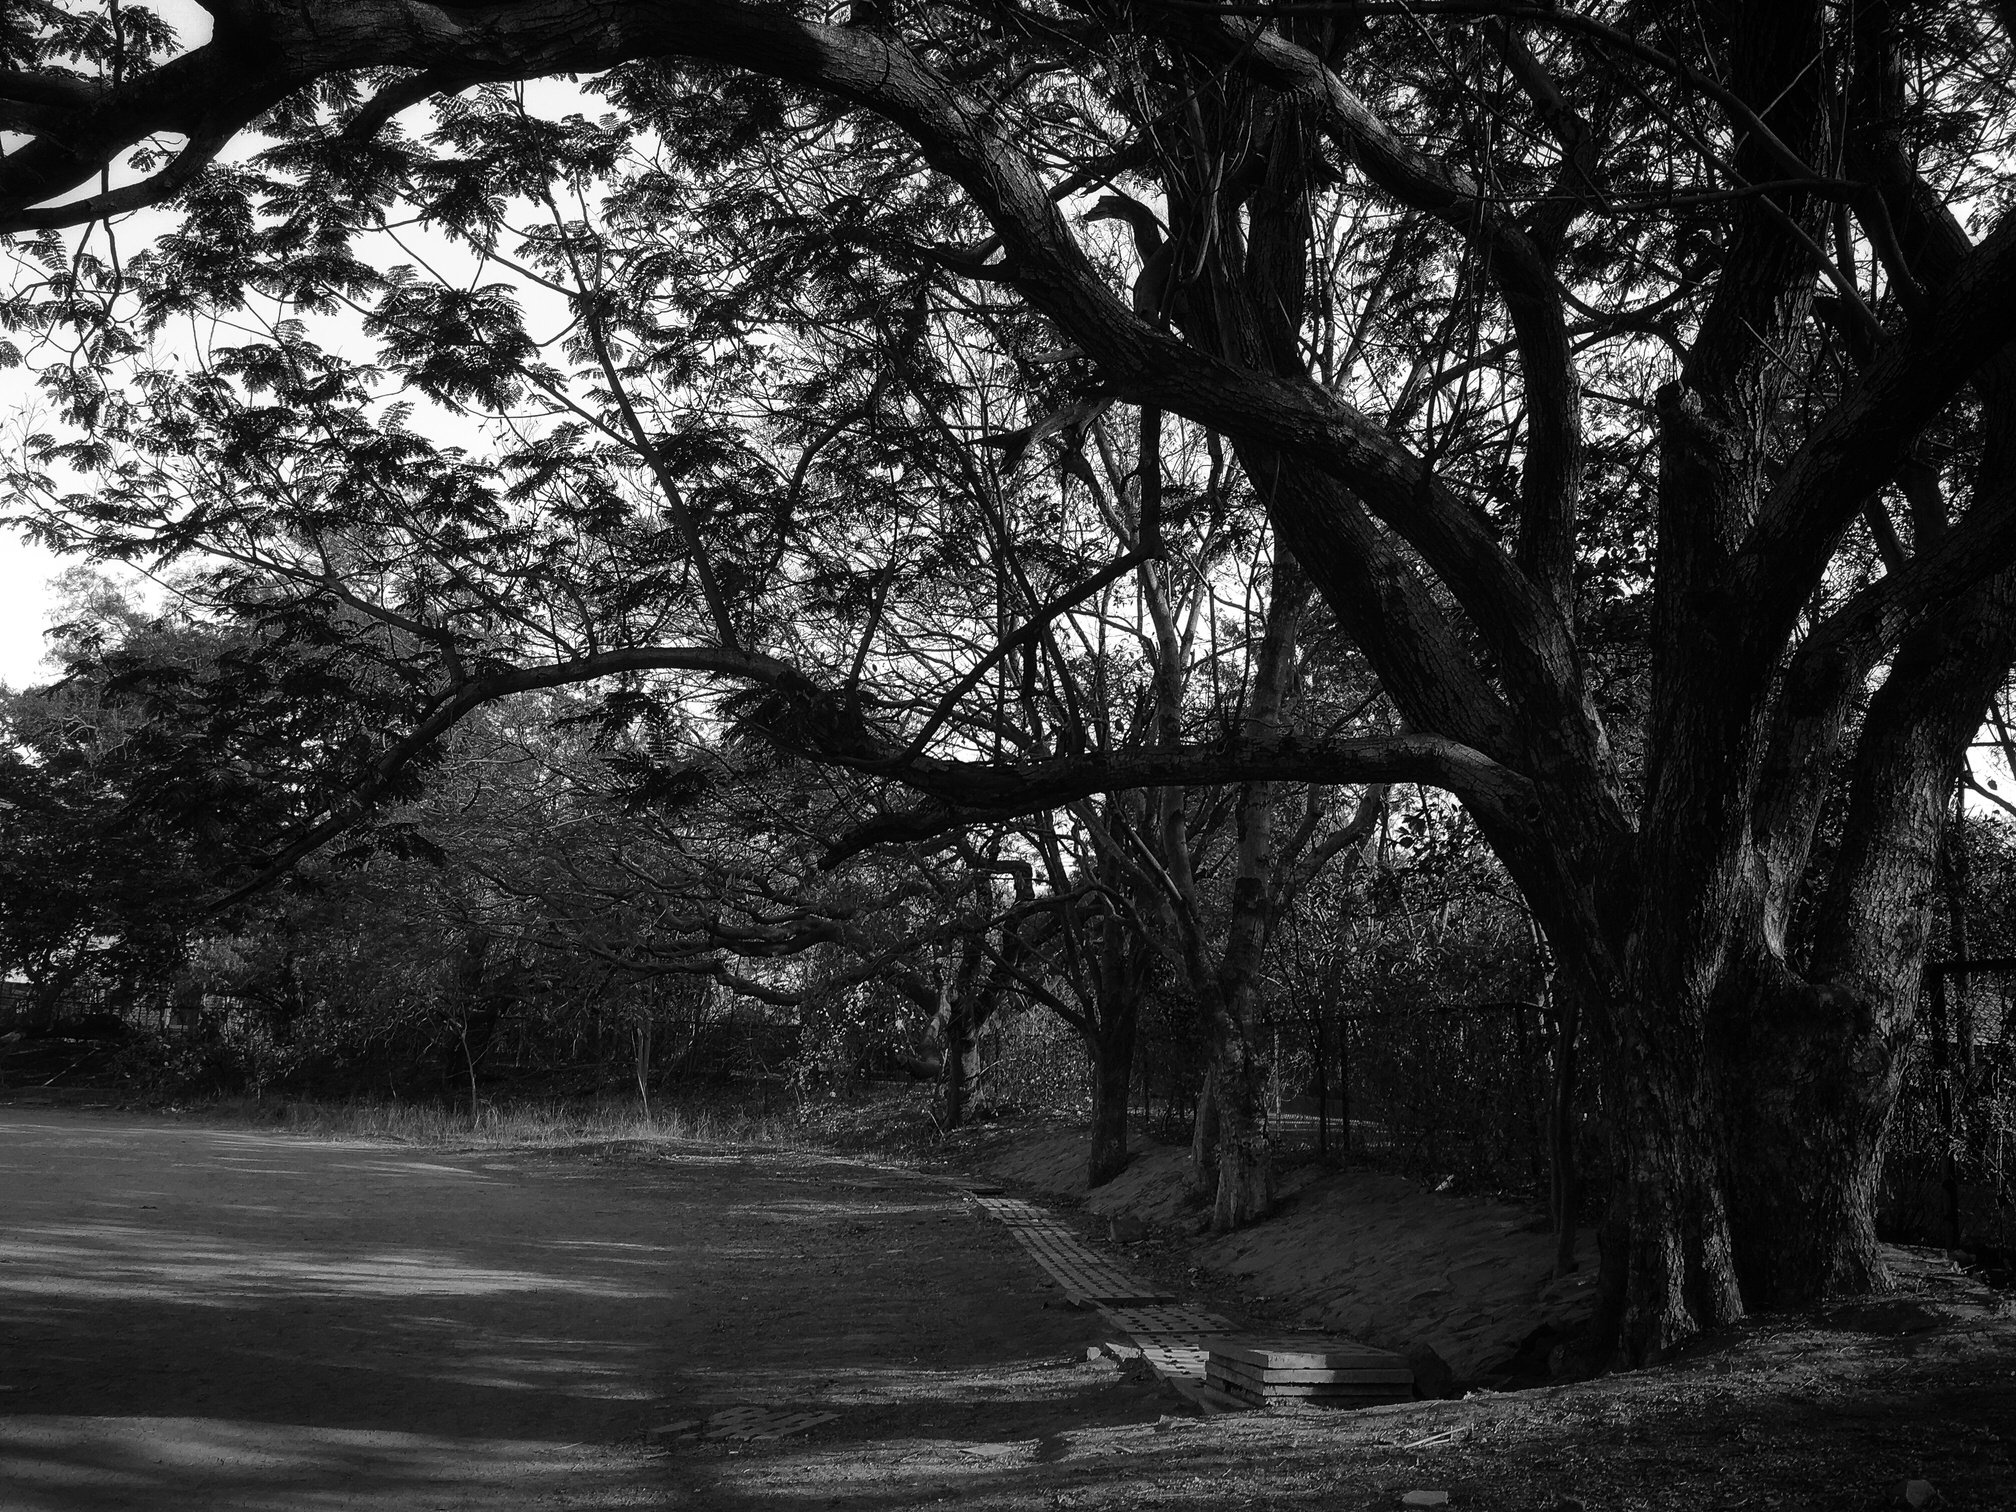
1751;485;2016;944
4;125;237;231
0;69;104;110
1742;213;2016;649
342;67;483;142
822;732;1535;866
1181;15;1583;610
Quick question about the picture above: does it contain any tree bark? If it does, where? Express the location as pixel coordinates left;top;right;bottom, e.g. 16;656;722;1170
1548;980;1582;1277
1205;1022;1274;1231
1190;1066;1219;1177
940;1010;981;1130
1086;1015;1135;1188
1181;549;1311;1229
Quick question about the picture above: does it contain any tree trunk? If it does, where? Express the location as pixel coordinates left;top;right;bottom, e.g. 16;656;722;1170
1087;1020;1134;1187
1725;563;2016;1308
1213;1116;1273;1232
1592;994;1745;1366
940;1002;981;1130
1081;898;1149;1188
1930;967;1961;1246
1312;1007;1328;1159
460;1017;481;1123
1190;1066;1219;1176
1181;545;1308;1227
1548;990;1581;1277
1938;772;1972;1246
933;934;990;1131
1199;986;1275;1230
1337;1007;1351;1160
634;1016;653;1120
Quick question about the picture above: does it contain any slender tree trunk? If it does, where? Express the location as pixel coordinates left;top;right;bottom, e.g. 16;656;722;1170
1312;1006;1328;1160
1548;985;1581;1276
1207;1026;1274;1230
1189;849;1285;1230
1337;1006;1351;1160
461;1018;481;1123
1938;788;1970;1245
1195;960;1276;1228
1080;895;1148;1188
1190;1066;1219;1175
1087;1019;1135;1187
1181;548;1310;1228
1929;968;1961;1246
635;1016;653;1120
454;932;491;1121
941;1008;982;1130
933;934;989;1131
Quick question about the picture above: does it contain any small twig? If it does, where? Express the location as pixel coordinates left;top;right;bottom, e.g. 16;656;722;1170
41;1054;93;1087
1400;1426;1468;1450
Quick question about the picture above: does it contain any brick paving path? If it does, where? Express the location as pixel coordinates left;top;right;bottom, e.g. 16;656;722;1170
969;1192;1237;1394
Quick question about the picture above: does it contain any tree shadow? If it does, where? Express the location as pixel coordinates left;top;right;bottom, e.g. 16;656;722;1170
0;1111;1168;1509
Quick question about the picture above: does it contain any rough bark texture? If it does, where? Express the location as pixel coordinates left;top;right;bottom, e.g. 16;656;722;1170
1086;1035;1133;1190
1084;961;1141;1189
934;936;991;1132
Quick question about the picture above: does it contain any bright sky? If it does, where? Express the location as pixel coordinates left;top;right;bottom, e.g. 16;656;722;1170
0;1;212;690
0;538;66;689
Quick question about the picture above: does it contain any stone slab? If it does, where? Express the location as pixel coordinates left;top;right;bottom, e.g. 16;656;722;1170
1096;1305;1235;1335
1211;1338;1409;1372
1136;1341;1212;1380
1208;1355;1414;1388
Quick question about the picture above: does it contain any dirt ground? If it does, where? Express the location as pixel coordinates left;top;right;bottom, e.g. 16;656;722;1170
0;1102;1159;1510
966;1126;1604;1382
3;1103;2015;1511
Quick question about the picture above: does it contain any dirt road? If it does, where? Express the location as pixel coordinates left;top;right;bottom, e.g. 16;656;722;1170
0;1107;1162;1511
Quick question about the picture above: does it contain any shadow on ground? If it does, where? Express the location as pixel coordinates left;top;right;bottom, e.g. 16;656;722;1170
0;1109;1161;1511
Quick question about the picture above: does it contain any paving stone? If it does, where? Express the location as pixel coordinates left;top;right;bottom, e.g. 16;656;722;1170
1096;1304;1235;1335
974;1193;1387;1396
1211;1338;1411;1372
1208;1357;1414;1389
1206;1370;1414;1408
1135;1341;1213;1381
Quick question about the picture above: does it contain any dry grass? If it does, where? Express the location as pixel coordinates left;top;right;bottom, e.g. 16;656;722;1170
185;1092;811;1152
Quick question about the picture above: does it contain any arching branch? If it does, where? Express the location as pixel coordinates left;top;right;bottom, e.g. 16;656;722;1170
823;733;1535;867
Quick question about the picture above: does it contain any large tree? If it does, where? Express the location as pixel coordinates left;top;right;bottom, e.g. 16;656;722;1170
11;1;2016;1365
